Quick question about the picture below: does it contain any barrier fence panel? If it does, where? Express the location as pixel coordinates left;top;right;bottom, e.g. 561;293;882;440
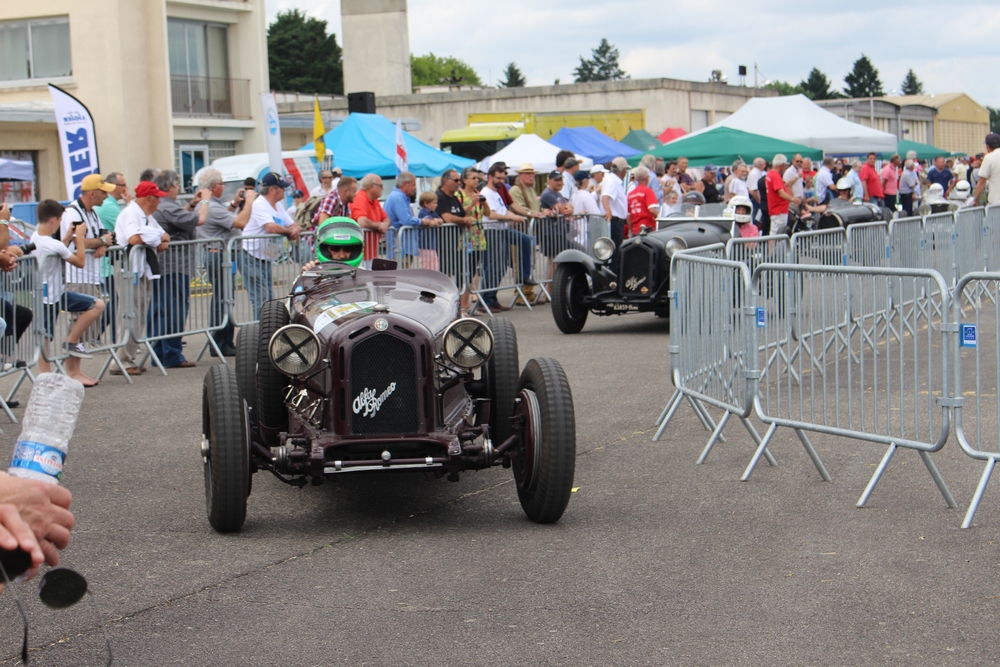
954;207;987;307
748;263;955;508
134;238;227;374
653;253;777;467
845;221;890;268
983;206;1000;272
889;216;925;270
0;255;42;421
922;211;958;287
40;246;135;383
790;227;847;267
531;215;589;303
472;222;532;314
951;273;1000;527
397;224;470;292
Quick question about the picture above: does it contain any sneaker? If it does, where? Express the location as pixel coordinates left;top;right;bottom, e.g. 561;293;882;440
64;341;94;359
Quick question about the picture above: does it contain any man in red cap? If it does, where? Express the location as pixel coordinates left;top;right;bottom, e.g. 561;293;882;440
112;181;170;375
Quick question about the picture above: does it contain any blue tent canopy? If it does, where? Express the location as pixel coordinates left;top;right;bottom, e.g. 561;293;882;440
302;113;474;178
548;126;641;164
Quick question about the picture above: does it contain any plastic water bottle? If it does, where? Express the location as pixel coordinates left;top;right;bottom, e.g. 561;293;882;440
8;373;85;485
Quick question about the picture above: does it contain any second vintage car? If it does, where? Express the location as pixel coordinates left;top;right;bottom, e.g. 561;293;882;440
549;216;732;333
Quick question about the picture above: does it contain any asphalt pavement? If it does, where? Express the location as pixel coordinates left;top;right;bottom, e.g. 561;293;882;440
0;302;999;666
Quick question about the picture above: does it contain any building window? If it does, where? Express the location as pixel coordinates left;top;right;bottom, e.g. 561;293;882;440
168;19;229;80
690;110;709;132
0;17;72;82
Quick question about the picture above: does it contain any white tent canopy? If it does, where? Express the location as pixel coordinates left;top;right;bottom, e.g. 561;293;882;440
689;94;897;155
480;134;594;174
0;158;33;181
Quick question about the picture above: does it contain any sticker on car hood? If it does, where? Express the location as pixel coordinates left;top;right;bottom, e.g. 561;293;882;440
313;301;379;332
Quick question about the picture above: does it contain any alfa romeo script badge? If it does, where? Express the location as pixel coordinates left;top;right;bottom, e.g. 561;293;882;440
374;318;388;331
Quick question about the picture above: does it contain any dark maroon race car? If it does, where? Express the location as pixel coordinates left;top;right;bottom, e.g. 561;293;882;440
200;261;576;532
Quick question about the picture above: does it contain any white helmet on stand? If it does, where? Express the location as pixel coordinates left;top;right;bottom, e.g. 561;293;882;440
730;195;753;224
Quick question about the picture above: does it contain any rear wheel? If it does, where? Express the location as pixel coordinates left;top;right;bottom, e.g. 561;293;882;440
486;316;519;445
203;365;249;532
552;263;590;334
235;323;259;439
256;301;290;446
511;357;576;524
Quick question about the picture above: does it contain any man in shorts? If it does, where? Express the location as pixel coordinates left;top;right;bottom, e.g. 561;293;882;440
31;200;106;387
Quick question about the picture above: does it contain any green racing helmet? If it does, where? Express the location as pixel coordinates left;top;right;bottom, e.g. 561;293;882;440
315;216;365;266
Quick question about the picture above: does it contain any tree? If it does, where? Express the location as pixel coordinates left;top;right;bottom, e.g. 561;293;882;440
763;80;804;96
574;38;629;82
799;67;842;100
267;9;342;95
900;69;925;96
498;62;526;88
411;53;481;87
843;54;884;98
989;106;1000;134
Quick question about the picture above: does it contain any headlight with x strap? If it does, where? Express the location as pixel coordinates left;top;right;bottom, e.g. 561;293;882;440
442;318;494;369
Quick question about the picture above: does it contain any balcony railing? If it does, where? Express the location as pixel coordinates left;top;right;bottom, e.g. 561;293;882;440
170;75;251;120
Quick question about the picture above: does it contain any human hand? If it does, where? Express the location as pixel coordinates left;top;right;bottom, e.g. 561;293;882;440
0;504;45;580
0;473;74;568
0;251;15;273
6;245;23;258
302;260;320;271
0;204;10;222
93;245;107;259
288;226;301;241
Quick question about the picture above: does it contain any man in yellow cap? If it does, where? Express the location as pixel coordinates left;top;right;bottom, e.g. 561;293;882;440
60;174;116;341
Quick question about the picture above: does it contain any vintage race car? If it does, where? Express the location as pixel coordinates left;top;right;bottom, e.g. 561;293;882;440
549;218;731;333
201;262;576;532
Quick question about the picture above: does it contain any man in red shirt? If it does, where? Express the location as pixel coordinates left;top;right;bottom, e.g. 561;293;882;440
626;166;659;236
350;173;389;267
859;152;885;206
765;154;799;233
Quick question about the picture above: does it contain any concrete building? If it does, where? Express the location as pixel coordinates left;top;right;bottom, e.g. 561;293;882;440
0;0;270;201
277;78;778;151
341;0;412;98
882;93;991;156
814;97;936;145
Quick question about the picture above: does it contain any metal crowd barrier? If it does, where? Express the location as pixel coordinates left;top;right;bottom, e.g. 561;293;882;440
652;253;778;467
0;255;42;422
530;215;589;303
748;263;955;507
133;239;227;374
472;223;533;315
952;273;1000;527
41;246;135;382
396;224;470;291
226;233;321;328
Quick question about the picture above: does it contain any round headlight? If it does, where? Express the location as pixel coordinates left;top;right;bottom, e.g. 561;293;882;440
665;236;688;257
269;324;321;377
593;236;616;262
443;318;494;369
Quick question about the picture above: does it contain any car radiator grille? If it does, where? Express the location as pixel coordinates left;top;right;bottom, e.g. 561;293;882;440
620;245;654;296
349;334;419;435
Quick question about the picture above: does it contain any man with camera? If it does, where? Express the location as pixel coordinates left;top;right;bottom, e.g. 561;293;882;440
59;175;115;343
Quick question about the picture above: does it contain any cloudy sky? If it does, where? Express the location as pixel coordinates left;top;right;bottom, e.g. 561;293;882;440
265;0;999;108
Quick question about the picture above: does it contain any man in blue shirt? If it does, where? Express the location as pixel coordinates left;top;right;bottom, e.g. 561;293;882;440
385;171;425;265
926;156;956;197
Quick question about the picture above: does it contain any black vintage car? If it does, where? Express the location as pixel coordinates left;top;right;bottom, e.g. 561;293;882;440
201;262;576;532
549;217;732;333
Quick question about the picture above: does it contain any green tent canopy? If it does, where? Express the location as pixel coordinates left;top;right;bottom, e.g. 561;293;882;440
621;129;662;153
882;139;949;161
626;126;822;168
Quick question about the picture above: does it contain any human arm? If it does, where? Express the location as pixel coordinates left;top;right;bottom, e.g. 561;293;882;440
232;191;256;230
0;472;74;568
602;194;613;221
64;223;89;269
385;192;421;229
0;204;10;250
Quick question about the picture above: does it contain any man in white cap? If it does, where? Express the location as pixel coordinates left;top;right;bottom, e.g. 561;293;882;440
589;165;608;212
